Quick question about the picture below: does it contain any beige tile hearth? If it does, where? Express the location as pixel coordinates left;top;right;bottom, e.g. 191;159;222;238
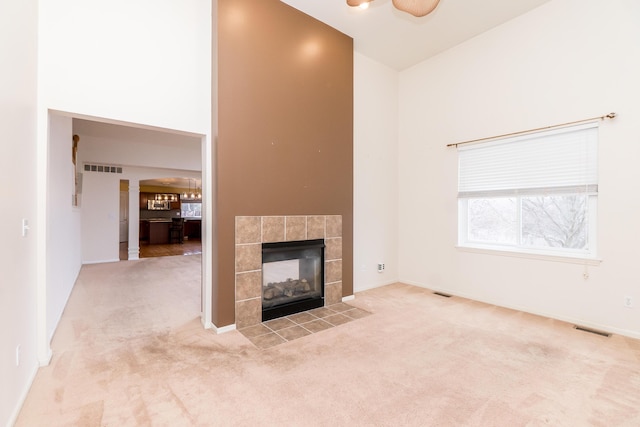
234;214;344;328
248;333;286;349
262;216;285;242
325;302;352;313
287;312;317;324
324;313;352;326
236;298;261;329
285;216;306;241
306;216;325;239
235;244;261;272
324;282;342;306
235;216;261;244
303;319;333;333
239;303;371;349
277;325;311;341
326;215;342;237
264;317;296;331
308;307;334;318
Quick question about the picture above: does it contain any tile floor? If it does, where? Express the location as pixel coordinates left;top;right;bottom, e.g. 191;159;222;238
239;302;371;349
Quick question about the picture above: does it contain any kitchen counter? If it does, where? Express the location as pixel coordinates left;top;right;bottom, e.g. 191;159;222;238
141;219;172;244
150;221;170;244
140;218;195;244
183;219;201;239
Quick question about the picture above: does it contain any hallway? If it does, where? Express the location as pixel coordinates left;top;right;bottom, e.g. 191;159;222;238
119;239;202;260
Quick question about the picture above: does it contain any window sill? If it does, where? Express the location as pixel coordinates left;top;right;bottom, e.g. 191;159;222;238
455;245;602;266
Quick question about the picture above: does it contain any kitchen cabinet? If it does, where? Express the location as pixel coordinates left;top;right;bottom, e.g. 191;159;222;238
141;193;179;211
140;192;150;209
184;219;201;239
170;197;180;210
148;220;171;244
139;220;150;241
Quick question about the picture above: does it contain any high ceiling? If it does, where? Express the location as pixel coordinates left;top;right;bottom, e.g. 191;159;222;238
71;0;552;188
281;0;551;70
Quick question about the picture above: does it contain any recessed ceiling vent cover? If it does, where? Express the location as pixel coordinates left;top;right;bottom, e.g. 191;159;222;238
433;292;452;298
573;325;611;337
83;164;123;174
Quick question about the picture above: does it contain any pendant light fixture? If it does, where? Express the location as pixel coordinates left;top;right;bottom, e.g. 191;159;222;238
182;179;191;200
182;178;202;201
347;0;441;17
155;193;177;201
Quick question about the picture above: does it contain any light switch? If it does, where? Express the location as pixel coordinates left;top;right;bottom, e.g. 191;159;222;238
22;219;30;237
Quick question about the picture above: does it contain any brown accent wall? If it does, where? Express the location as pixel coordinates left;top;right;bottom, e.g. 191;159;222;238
215;0;354;327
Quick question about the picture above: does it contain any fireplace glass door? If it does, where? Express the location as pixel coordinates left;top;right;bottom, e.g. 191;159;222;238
262;239;324;321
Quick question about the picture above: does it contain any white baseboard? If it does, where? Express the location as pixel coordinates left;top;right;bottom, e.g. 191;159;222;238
342;295;355;302
38;348;52;367
82;258;120;265
7;362;39;427
400;279;640;341
211;323;236;334
353;279;398;293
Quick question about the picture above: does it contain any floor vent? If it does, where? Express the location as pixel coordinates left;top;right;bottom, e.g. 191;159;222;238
573;325;611;337
433;292;452;298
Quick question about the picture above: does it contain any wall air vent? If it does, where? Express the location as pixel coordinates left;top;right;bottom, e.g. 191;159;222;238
573;325;611;337
433;292;452;298
83;164;123;174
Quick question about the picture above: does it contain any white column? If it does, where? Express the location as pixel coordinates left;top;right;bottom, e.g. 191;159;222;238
128;179;140;260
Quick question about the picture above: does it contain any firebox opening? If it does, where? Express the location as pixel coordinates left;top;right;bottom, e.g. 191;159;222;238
262;239;325;321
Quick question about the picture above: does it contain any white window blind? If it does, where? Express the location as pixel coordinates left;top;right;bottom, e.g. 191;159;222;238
458;122;598;198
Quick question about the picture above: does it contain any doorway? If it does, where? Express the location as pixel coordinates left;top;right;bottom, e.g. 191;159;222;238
39;111;214;366
119;183;129;243
137;177;203;259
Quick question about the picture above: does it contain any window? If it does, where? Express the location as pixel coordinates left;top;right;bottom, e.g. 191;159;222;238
457;123;598;258
181;202;201;218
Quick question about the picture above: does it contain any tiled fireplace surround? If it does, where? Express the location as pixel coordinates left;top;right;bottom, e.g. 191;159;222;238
235;215;343;329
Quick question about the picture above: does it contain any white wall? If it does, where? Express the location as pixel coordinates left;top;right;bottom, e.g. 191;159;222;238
22;3;214;419
0;1;39;425
47;115;83;340
81;172;121;263
353;52;400;292
38;0;211;135
36;0;211;361
398;0;640;337
76;124;202;171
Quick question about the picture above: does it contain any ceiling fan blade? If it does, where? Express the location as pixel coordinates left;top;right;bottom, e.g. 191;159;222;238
392;0;441;17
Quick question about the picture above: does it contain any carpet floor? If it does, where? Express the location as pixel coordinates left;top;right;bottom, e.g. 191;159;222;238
16;255;640;426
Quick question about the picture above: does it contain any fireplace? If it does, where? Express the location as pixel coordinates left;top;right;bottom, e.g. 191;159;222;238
262;239;325;321
234;215;342;329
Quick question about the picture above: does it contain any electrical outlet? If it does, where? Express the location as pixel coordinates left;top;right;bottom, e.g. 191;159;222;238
377;263;385;273
16;345;20;366
624;296;633;308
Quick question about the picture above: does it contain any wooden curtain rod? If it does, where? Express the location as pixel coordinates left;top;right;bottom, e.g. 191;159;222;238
446;112;616;148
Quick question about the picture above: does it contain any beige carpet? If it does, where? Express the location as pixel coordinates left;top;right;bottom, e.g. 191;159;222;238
16;255;640;426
